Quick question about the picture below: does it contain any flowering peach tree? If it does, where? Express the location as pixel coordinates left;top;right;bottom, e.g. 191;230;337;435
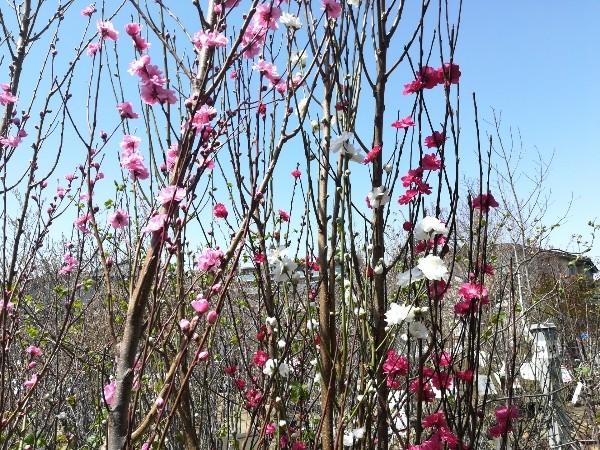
0;0;548;449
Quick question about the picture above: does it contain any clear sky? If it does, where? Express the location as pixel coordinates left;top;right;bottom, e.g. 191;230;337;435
455;1;600;260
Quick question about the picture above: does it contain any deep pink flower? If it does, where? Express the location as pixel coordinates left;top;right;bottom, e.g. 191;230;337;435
472;193;499;212
245;389;263;408
97;20;118;41
496;405;520;424
489;423;512;438
391;115;415;129
254;252;266;264
213;203;228;219
454;299;475;315
401;167;424;187
125;23;142;36
321;0;342;19
108;210;129;229
398;189;418;205
455;370;473;382
266;422;276;435
402;79;424;95
116;102;139;119
364;145;381;164
278;209;290;222
422;412;447;429
438;63;461;85
458;282;488;304
418;66;443;89
141;214;168;233
428;280;448;301
253;350;268;367
132;35;150;51
234;378;246;390
421;153;442;171
291;169;301;178
225;365;238;375
424;131;446;149
430;370;453;390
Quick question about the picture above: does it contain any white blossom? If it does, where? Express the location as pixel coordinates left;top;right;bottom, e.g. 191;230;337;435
397;266;423;287
385;303;416;325
263;359;276;376
367;186;391;208
280;12;302;29
409;321;429;339
290;51;308;68
330;132;364;163
417;254;448;280
343;432;354;447
347;0;361;6
414;216;449;241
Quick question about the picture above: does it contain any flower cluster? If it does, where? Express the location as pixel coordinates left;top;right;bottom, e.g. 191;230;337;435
125;22;150;52
398;153;441;204
410;412;459;450
402;63;461;95
128;54;176;105
382;349;409;389
454;282;489;315
489;405;519;438
119;135;149;180
197;247;223;273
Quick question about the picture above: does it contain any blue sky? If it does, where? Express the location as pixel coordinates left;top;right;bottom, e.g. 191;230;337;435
455;1;600;259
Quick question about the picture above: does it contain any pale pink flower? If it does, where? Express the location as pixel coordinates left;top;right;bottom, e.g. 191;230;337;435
74;214;92;234
104;380;116;406
156;185;186;204
166;143;178;171
191;297;209;314
254;4;282;30
193;30;228;49
321;0;342;19
141;214;168;233
24;374;38;389
26;346;43;357
97;20;119;41
197;247;223;272
253;59;280;84
179;319;191;331
133;35;150;51
119;135;141;150
108;210;129;229
81;4;96;17
207;310;218;324
0;84;18;106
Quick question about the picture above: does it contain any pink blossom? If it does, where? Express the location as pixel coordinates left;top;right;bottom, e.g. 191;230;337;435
133;35;150;51
422;412;447;429
120;135;141;150
418;66;443;89
74;214;92;234
0;300;15;311
428;280;448;301
455;370;473;381
125;23;142;36
86;42;102;56
166;143;179;171
321;0;342;19
253;59;280;84
116;102;139;119
245;389;263;408
401;167;424;187
424;131;446;148
496;405;519;424
207;310;218;325
391;116;415;129
253;350;268;367
0;135;23;148
0;87;19;106
254;4;282;30
197;247;223;272
24;374;38;389
97;20;119;41
156;185;186;204
266;423;276;435
179;319;191;331
278;209;290;222
193;30;228;49
104;380;116;406
81;4;96;16
190;105;218;135
254;252;266;264
472;193;499;212
398;189;418;205
26;346;43;357
64;174;78;182
108;210;129;229
291;169;301;178
198;350;210;361
402;79;424;95
225;365;238;375
364;145;381;164
241;23;267;59
458;282;488;304
141;214;168;233
120;148;149;180
191;297;209;314
213;203;228;219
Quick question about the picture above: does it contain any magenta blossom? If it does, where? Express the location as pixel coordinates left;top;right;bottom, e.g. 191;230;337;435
391;116;415;129
26;346;43;357
291;169;301;178
0;84;18;106
24;374;38;389
421;153;442;171
472;193;499;212
278;209;290;222
213;203;228;219
253;350;268;367
424;131;446;149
